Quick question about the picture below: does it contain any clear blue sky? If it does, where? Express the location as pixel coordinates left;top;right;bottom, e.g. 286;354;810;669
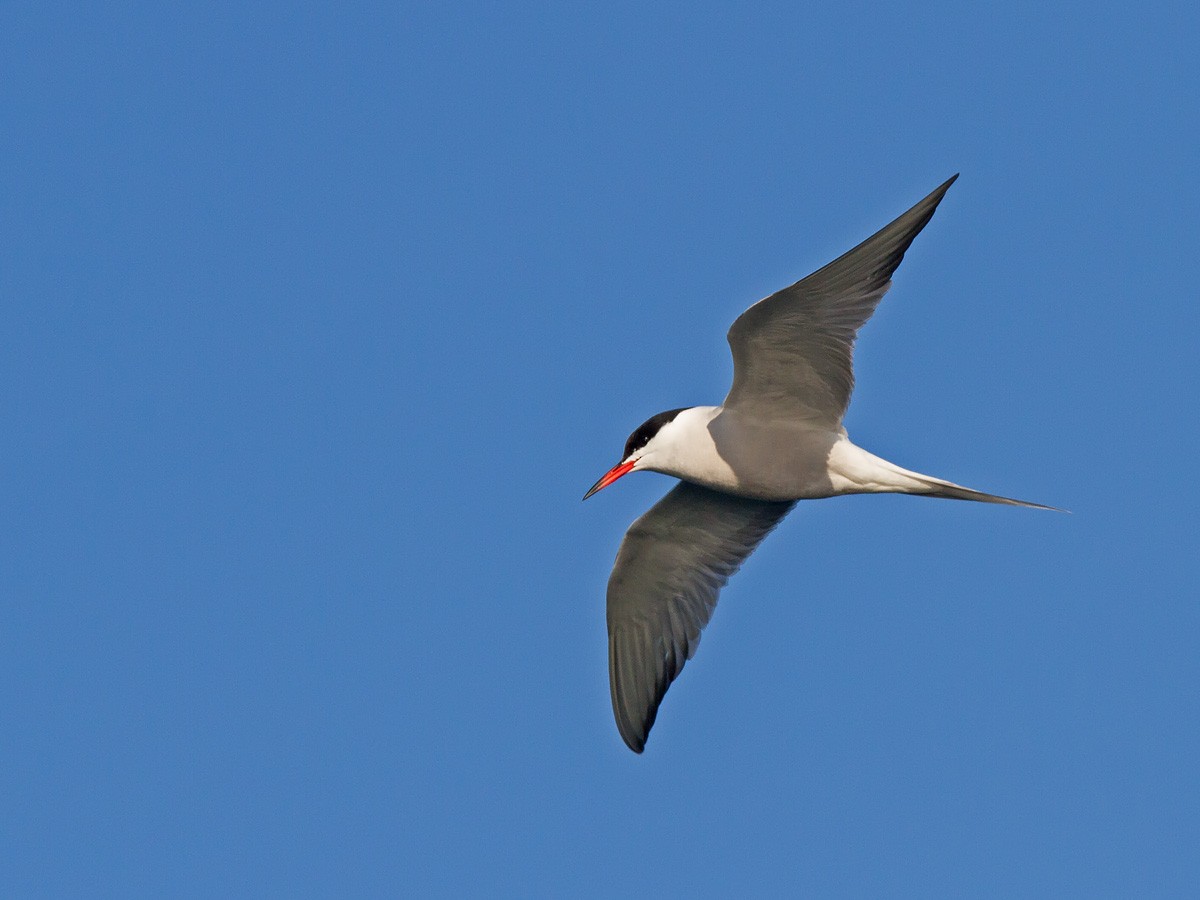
3;2;1197;896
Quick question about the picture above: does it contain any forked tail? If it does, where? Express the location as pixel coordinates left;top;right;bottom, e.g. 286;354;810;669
836;444;1064;511
905;472;1062;511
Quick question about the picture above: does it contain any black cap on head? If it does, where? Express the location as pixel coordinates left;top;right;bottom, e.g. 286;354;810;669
622;407;692;461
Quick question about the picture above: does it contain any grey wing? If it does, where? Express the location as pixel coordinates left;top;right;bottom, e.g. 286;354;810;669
606;481;795;753
724;175;958;425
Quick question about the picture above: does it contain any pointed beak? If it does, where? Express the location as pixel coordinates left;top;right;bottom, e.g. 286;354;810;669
582;459;636;500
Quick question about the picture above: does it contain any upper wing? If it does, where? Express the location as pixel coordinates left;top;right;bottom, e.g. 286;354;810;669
723;175;958;425
606;481;795;753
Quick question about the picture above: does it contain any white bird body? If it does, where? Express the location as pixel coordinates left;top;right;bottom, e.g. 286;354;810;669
634;404;1036;504
631;405;834;500
585;176;1055;753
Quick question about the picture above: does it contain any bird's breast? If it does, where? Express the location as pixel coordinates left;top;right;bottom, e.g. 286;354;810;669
656;407;845;501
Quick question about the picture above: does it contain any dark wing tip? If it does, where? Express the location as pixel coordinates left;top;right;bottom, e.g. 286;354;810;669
614;696;650;753
767;173;962;306
902;172;959;231
616;701;653;753
609;627;660;754
835;172;961;279
621;730;646;754
924;173;959;207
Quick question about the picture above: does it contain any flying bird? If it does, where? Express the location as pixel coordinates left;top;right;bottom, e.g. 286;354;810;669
584;175;1055;753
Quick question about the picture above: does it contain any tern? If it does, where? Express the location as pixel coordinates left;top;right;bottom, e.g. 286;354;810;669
584;175;1055;753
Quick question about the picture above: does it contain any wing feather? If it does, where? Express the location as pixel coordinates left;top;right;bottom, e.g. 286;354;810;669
724;176;958;424
606;482;795;752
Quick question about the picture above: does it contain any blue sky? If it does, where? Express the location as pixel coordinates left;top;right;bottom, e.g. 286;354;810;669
3;2;1198;895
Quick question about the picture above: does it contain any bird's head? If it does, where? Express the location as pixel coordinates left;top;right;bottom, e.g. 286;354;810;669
583;407;692;500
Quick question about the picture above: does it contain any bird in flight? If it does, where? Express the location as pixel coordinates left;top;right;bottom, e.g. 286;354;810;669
584;175;1055;753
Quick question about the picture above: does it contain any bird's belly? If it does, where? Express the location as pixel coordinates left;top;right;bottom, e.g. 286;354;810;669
690;416;844;501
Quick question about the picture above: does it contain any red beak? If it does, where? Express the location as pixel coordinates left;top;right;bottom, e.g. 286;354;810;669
582;460;636;500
